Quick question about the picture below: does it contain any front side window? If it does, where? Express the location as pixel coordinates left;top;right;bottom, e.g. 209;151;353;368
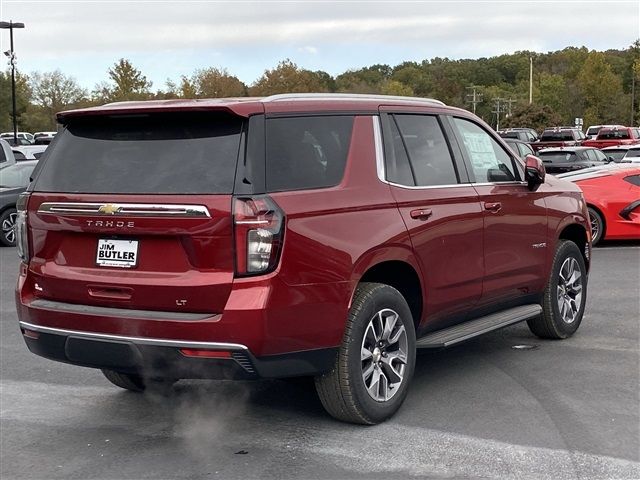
519;142;535;157
452;117;518;183
392;115;458;187
266;115;353;191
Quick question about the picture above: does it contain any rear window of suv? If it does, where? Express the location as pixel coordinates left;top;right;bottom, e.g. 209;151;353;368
538;152;578;163
32;112;243;194
266;115;354;191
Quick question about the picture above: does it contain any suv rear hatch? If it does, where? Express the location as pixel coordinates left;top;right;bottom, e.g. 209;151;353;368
25;111;244;314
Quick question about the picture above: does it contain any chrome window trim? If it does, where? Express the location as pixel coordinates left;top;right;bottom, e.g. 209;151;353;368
19;321;249;351
373;116;386;182
374;116;529;190
38;202;211;218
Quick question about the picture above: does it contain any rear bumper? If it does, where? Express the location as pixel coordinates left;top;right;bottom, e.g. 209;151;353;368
19;321;337;380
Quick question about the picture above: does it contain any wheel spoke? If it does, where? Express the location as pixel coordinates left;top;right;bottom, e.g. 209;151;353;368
367;368;381;398
362;362;374;381
361;347;373;361
388;324;406;346
381;311;398;342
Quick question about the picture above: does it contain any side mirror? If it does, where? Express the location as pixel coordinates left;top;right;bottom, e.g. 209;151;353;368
525;155;546;190
607;156;615;163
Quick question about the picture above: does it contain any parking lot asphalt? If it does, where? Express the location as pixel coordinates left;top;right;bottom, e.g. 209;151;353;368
1;243;639;480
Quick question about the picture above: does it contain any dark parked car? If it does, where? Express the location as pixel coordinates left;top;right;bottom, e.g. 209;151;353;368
0;160;38;246
15;94;590;424
537;147;608;174
532;128;585;152
498;128;537;142
503;138;536;158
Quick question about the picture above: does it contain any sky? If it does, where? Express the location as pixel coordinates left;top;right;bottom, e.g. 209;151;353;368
0;0;638;92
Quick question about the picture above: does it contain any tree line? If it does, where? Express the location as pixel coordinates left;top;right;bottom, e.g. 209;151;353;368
2;41;639;134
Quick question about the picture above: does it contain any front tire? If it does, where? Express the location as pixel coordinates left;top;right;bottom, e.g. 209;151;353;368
587;207;605;246
527;240;587;339
315;283;416;424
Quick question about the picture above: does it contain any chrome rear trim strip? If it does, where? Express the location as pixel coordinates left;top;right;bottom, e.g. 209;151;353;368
38;202;211;218
19;321;249;351
29;298;214;321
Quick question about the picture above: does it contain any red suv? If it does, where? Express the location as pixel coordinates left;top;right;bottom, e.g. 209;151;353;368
15;94;591;424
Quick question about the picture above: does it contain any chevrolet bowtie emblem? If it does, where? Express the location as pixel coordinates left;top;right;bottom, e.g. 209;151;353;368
98;204;120;215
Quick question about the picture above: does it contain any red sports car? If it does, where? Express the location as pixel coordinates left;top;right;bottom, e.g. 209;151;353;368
558;165;640;245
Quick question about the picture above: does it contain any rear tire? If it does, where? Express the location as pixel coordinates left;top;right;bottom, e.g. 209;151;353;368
527;240;587;339
315;282;416;424
587;207;605;246
102;369;175;393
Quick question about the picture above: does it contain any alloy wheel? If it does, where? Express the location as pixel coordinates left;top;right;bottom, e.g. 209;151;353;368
360;308;408;402
1;212;17;245
556;257;583;324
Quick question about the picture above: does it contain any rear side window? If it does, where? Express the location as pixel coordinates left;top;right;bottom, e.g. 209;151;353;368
33;112;243;194
539;152;578;163
0;146;5;163
266;115;353;191
393;114;458;186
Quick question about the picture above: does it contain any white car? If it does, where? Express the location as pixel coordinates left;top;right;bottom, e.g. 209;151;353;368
11;145;47;160
621;146;640;163
0;132;34;144
0;139;16;167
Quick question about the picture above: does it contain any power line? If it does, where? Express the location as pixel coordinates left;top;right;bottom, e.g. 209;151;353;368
465;85;483;114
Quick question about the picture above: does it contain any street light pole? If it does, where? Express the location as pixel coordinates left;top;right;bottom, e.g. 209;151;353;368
0;20;25;144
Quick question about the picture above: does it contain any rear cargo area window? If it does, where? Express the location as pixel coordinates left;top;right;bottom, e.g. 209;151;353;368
32;112;242;194
266;115;353;191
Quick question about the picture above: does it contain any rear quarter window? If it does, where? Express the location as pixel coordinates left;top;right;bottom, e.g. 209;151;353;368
266;115;353;191
32;112;243;194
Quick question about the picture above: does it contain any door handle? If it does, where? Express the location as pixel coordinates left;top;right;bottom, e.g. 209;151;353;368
410;208;433;220
484;202;502;213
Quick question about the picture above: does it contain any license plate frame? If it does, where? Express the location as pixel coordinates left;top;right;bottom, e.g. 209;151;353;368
96;238;139;269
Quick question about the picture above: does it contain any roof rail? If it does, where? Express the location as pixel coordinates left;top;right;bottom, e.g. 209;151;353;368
263;93;446;106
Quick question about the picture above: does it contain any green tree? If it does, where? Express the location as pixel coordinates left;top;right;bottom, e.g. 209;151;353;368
502;104;562;132
249;59;328;95
335;64;391;93
93;58;152;102
536;72;567;115
577;52;626;126
380;80;414;96
29;70;87;129
0;70;31;132
189;67;247;97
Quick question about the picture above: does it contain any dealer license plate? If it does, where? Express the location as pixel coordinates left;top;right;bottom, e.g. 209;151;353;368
96;239;139;268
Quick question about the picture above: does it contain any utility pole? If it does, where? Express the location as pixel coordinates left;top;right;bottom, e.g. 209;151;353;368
465;85;483;114
631;64;636;126
504;98;517;118
0;20;26;144
492;98;504;130
529;56;533;104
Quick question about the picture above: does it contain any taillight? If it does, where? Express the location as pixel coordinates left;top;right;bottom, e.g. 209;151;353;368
233;195;284;276
15;192;30;262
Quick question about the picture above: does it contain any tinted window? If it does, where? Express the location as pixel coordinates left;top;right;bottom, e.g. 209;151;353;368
586;127;601;136
33;113;242;194
393;115;458;186
605;150;627;161
0;145;5;163
625;149;640;158
540;130;575;141
385;117;415;186
452;117;518;182
499;131;519;139
13;151;27;160
598;129;630;140
539;152;578;163
624;175;640;186
266;116;353;191
518;142;535;157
